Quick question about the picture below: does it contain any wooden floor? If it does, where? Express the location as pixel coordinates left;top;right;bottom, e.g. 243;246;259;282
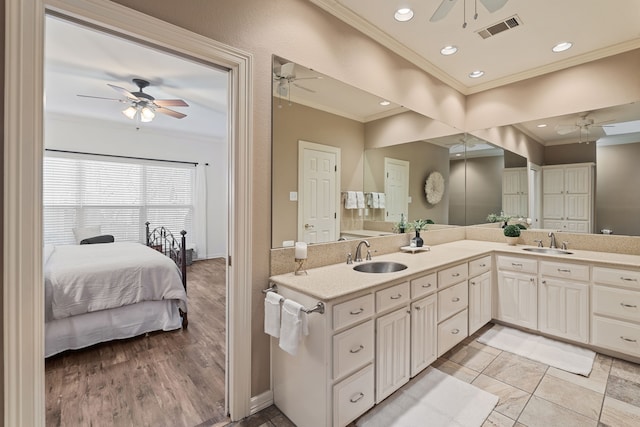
45;258;228;427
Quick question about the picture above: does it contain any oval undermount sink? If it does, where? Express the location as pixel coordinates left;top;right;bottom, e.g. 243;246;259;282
353;261;408;273
522;247;573;255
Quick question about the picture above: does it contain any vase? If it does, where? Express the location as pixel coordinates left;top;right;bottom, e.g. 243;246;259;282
505;236;519;245
412;230;424;247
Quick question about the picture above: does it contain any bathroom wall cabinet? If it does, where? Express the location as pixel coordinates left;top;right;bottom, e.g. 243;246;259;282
502;167;528;218
542;163;594;233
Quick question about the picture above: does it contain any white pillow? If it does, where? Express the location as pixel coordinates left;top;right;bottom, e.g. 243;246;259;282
72;226;101;244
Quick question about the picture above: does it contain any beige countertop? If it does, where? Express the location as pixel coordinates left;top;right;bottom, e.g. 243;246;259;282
269;240;640;302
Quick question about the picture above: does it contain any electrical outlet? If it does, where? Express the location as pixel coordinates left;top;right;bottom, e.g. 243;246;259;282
289;191;298;201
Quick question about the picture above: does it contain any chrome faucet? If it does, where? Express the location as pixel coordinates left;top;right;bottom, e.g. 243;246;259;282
354;240;371;262
548;231;557;249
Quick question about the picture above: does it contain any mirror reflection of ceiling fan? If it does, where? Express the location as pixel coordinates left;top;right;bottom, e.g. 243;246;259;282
555;114;615;143
273;62;322;97
77;78;189;122
430;0;509;25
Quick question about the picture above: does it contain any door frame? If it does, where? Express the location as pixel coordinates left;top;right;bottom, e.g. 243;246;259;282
297;140;340;242
4;0;254;424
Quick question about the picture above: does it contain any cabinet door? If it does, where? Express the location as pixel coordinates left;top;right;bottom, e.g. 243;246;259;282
410;295;437;377
565;194;590;221
469;271;492;335
539;277;589;343
376;307;410;403
543;167;564;194
502;194;522;218
503;170;521;195
564;166;591;194
543;194;564;219
496;270;537;330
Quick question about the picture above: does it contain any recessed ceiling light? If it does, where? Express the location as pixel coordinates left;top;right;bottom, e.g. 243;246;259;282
379;100;391;106
440;45;458;56
536;124;547;128
469;70;484;79
394;8;414;22
552;42;573;53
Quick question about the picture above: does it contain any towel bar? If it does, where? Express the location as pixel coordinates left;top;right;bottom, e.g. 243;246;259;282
263;284;325;315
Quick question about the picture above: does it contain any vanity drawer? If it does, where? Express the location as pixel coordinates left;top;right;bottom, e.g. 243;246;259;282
592;316;640;358
438;309;468;357
333;320;374;380
411;272;437;299
469;255;491;277
334;294;374;331
438;281;468;322
540;261;589;281
333;364;375;427
438;263;469;289
497;255;538;274
593;267;640;289
593;285;640;322
376;282;410;313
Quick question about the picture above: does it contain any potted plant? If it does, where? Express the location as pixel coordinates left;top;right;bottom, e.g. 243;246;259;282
503;224;521;245
410;219;429;247
393;213;408;233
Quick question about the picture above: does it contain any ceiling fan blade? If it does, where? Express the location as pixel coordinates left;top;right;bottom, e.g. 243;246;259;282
156;106;187;119
77;95;124;102
107;83;138;100
293;83;316;93
555;125;579;135
430;0;459;22
154;99;189;107
479;0;508;13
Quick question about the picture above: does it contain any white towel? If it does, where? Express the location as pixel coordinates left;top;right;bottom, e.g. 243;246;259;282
366;193;374;208
279;299;309;356
356;191;366;209
264;292;284;337
345;191;357;209
372;192;380;208
378;193;386;209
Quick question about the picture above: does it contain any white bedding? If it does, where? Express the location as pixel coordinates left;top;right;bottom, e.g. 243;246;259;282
44;242;187;322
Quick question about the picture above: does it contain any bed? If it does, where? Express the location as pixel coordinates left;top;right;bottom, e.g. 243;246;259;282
44;223;188;358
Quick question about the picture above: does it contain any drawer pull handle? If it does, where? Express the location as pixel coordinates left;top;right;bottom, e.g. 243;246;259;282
479;263;486;267
422;283;432;288
452;273;460;277
557;269;571;273
621;277;638;282
620;303;638;308
349;345;364;354
349;308;364;315
620;336;637;343
390;294;402;300
451;328;460;335
350;392;364;403
452;297;460;302
415;306;422;311
512;263;523;268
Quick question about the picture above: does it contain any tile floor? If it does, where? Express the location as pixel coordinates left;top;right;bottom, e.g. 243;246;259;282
226;323;640;427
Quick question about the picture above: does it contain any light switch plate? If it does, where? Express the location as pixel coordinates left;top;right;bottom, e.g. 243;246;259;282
289;191;298;201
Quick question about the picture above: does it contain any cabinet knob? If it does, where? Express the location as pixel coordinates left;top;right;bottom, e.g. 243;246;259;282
452;273;460;277
349;345;364;354
349;392;365;403
451;328;460;335
415;306;422;311
452;297;460;302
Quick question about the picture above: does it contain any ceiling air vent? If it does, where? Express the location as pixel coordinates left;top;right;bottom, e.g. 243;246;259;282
477;15;522;39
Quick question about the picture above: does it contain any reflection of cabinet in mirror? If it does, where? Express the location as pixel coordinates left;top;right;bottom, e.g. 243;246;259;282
502;167;528;218
542;163;594;233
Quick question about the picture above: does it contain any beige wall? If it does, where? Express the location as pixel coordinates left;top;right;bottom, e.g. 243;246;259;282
1;0;5;420
465;156;504;225
364;111;460;150
596;142;640;236
363;141;450;224
449;159;466;225
272;99;365;247
544;143;596;165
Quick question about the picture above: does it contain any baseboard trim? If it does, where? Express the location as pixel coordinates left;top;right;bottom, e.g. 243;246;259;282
250;390;274;415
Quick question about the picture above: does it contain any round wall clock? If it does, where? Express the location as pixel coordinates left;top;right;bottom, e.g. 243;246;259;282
425;171;444;205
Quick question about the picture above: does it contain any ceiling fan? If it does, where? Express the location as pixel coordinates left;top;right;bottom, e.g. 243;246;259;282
555;114;614;143
78;78;189;122
430;0;509;23
273;62;322;97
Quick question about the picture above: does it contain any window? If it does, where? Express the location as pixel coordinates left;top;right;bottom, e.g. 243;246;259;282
43;154;194;246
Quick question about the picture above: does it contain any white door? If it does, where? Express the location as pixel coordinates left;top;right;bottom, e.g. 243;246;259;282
298;141;340;243
376;307;410;403
384;158;409;223
410;295;437;377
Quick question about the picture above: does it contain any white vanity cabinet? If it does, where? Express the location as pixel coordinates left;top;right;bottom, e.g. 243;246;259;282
376;306;410;402
436;263;469;356
468;255;493;335
538;261;590;343
496;255;538;330
592;266;640;357
410;273;437;377
542;163;594;233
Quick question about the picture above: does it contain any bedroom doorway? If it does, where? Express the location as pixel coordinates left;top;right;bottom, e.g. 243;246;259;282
39;9;233;427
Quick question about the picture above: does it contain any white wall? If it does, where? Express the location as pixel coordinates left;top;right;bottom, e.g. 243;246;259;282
45;113;228;259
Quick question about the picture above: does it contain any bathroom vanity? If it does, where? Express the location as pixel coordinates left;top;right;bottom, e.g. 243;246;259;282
268;240;640;427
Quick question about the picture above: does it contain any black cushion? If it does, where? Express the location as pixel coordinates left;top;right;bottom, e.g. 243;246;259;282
80;234;115;245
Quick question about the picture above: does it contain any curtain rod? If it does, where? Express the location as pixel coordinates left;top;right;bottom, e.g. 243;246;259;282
45;149;209;166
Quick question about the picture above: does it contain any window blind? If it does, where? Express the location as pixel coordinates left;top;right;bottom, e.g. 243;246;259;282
43;154;194;246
